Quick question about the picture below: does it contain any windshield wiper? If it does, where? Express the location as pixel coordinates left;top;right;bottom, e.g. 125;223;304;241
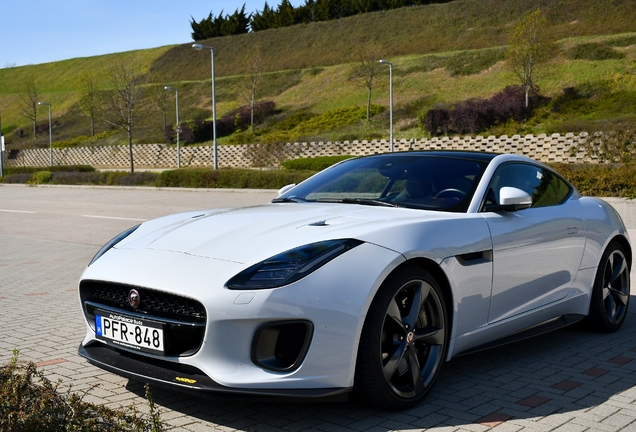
316;198;399;208
271;197;305;203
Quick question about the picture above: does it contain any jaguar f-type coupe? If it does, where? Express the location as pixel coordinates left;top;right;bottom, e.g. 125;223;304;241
78;151;631;409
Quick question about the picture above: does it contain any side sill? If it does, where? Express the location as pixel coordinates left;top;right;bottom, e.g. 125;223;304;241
78;342;350;402
454;314;585;357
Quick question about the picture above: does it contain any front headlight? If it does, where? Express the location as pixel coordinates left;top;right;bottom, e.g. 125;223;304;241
88;224;140;266
226;239;363;290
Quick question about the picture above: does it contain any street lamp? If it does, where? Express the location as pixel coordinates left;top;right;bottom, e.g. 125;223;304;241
165;86;181;168
0;110;4;178
379;60;393;152
192;43;218;169
38;102;53;165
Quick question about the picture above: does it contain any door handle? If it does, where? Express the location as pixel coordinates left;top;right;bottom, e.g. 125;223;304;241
567;227;579;235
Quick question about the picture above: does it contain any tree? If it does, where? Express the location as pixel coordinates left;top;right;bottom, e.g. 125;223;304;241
99;61;147;174
190;11;223;40
149;83;170;133
349;50;380;121
78;73;99;136
220;5;251;36
246;46;263;129
191;6;250;39
232;45;264;131
19;78;39;138
506;9;555;107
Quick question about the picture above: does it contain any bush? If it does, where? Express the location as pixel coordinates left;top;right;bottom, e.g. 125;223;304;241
281;155;354;171
155;168;315;189
566;43;626;61
1;349;164;431
2;173;33;184
421;86;537;136
2;171;158;187
4;165;95;175
53;131;115;149
444;47;507;76
572;128;636;163
28;171;52;185
551;163;636;199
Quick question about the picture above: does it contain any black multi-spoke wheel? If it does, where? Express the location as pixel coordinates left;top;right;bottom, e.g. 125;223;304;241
586;241;630;333
355;267;448;409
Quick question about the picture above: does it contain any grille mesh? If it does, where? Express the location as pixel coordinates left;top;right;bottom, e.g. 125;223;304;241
80;280;206;357
84;281;205;322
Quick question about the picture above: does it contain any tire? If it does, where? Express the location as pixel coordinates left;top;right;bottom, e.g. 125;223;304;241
354;266;448;410
586;241;630;333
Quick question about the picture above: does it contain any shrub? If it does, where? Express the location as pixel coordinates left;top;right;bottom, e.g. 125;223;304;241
273;111;316;131
53;131;115;149
605;35;636;47
572;128;636;163
566;43;626;61
0;349;164;431
281;155;354;171
551;163;636;199
155;168;315;189
2;173;32;184
421;86;537;136
28;171;52;185
4;165;95;175
218;101;277;137
444;47;507;76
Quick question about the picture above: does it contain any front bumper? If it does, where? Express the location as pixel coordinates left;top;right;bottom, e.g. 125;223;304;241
79;342;350;400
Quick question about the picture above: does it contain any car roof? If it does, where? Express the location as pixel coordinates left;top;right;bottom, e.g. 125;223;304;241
365;151;500;163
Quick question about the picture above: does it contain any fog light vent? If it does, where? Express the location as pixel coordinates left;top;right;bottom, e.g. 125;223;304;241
252;321;313;372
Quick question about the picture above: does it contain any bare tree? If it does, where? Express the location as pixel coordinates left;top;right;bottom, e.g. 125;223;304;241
99;61;147;173
349;50;380;121
149;83;171;133
234;45;263;130
78;73;99;136
247;46;263;130
506;9;555;107
20;78;39;138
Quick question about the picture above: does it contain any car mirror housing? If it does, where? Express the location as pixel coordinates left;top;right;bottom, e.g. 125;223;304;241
499;187;532;211
278;183;296;197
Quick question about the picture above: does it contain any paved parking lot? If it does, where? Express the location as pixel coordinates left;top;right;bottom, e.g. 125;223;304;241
2;184;636;431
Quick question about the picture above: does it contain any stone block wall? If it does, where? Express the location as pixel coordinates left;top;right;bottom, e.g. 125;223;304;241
4;132;592;170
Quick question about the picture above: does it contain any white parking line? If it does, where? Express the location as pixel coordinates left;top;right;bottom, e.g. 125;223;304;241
81;215;147;222
0;209;37;214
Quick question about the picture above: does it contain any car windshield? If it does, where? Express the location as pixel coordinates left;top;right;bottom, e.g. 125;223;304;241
277;153;490;212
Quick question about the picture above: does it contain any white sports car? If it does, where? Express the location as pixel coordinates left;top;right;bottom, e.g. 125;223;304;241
78;151;631;409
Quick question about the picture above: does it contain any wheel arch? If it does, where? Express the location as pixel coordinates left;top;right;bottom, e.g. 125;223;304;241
379;257;455;341
352;255;453;408
610;234;632;270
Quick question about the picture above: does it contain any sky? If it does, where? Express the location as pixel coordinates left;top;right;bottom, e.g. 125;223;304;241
1;0;304;68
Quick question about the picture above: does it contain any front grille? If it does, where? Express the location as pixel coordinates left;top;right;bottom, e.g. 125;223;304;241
80;280;206;357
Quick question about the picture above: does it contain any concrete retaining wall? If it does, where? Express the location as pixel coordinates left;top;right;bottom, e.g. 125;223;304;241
4;132;592;169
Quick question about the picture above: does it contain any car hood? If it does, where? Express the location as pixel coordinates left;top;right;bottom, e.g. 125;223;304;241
116;202;460;264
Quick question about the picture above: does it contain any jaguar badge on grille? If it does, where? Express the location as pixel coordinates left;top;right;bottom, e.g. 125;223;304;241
128;289;140;309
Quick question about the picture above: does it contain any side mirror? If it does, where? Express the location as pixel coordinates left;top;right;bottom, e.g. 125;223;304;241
498;187;532;211
277;183;296;197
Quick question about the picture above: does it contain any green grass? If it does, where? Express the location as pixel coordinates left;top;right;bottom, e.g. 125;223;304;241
1;0;636;149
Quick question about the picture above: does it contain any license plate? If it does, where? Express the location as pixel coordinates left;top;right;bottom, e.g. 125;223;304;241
95;310;164;355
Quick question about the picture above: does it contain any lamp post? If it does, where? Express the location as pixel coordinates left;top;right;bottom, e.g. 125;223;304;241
165;86;180;168
379;60;393;152
192;43;218;169
0;110;4;178
38;102;53;165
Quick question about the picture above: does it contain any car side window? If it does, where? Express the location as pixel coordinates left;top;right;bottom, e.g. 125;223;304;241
486;163;571;208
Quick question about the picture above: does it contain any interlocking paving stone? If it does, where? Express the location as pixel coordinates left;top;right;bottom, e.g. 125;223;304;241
552;380;584;391
3;187;636;431
476;412;513;427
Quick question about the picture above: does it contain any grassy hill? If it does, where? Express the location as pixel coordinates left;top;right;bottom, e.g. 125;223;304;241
1;0;635;152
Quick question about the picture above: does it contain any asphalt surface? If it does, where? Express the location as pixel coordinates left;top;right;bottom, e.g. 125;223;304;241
2;184;636;431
